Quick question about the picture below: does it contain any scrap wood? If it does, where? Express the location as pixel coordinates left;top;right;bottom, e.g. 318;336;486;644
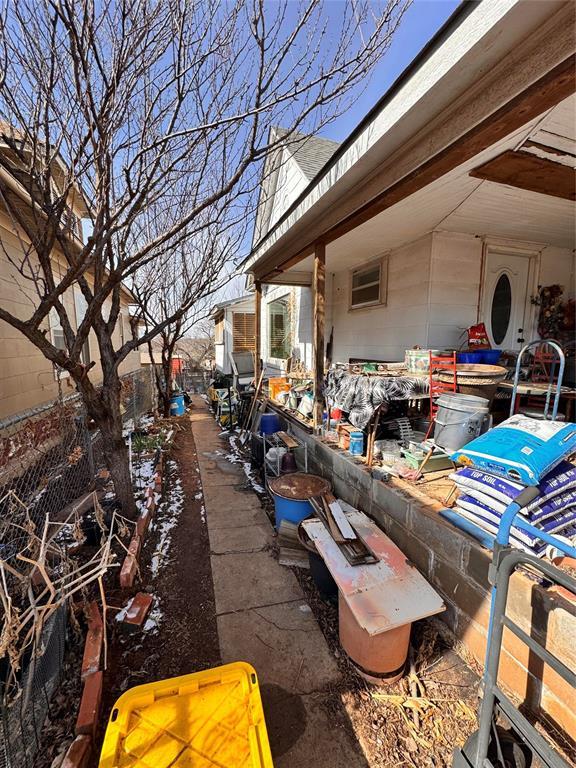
278;547;310;568
324;492;357;540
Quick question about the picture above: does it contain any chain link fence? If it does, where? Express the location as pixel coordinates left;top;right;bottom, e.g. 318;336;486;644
0;366;156;768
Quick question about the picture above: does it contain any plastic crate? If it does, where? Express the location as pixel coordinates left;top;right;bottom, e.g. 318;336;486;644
99;662;273;767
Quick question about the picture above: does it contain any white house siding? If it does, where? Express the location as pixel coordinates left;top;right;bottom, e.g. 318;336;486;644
329;235;432;363
427;232;483;350
268;149;309;232
325;231;574;364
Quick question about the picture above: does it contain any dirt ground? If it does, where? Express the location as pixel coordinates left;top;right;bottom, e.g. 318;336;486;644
92;418;221;764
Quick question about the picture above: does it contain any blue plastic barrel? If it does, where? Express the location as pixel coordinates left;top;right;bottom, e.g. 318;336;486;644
169;393;185;416
260;412;281;434
268;473;331;529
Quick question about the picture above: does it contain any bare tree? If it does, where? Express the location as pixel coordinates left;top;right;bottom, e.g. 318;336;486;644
0;0;408;517
133;223;237;415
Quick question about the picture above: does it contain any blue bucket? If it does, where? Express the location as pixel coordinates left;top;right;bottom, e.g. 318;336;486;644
169;393;185;416
268;473;331;529
260;412;281;434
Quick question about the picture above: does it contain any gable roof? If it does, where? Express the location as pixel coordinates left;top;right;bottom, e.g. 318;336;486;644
274;128;340;181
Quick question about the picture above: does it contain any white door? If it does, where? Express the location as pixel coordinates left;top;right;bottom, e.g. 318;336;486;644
482;252;530;350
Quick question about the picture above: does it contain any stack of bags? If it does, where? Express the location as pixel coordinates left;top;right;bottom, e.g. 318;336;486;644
450;462;576;555
449;415;576;556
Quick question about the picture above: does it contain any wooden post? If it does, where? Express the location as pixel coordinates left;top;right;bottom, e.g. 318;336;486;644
254;280;261;383
313;243;326;432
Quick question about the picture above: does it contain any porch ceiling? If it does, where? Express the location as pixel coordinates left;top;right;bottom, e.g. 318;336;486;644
280;94;576;279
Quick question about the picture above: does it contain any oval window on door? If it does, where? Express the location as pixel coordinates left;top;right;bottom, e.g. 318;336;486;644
491;273;512;345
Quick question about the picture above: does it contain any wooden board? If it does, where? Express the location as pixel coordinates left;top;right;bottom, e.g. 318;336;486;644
302;511;445;636
325;494;357;541
470;150;575;201
276;431;299;449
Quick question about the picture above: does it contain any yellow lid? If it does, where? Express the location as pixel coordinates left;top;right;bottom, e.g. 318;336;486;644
99;662;273;767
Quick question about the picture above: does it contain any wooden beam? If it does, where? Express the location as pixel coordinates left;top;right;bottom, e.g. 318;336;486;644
254;281;261;382
255;55;575;282
470;150;575;200
313;243;325;432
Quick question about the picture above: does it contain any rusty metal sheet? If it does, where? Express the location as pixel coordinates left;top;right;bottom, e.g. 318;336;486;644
303;510;445;635
268;473;330;500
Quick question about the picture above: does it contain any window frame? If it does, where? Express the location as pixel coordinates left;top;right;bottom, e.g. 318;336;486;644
267;297;291;360
349;255;388;310
49;307;70;379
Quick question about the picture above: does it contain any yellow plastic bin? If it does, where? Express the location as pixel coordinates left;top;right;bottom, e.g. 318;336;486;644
99;662;273;767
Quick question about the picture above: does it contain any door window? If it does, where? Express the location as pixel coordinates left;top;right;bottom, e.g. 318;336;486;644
491;273;512;345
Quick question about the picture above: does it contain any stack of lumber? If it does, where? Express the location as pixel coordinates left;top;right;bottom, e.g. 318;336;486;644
310;492;378;565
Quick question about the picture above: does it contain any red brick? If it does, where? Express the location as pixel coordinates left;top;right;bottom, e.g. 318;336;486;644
81;603;103;680
61;735;91;768
136;509;152;538
119;555;138;588
154;470;162;491
121;592;153;629
128;533;142;559
76;671;103;738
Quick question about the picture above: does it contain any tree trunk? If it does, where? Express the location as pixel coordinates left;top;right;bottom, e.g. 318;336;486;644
80;373;138;520
161;353;173;418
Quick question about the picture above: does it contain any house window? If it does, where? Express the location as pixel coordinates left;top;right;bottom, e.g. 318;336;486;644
49;307;69;378
232;312;255;352
350;257;388;309
74;289;91;365
268;299;290;359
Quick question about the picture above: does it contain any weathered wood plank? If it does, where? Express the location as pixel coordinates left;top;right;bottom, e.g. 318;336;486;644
313;242;325;431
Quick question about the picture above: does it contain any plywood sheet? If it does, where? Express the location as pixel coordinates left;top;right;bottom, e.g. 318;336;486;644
303;511;445;636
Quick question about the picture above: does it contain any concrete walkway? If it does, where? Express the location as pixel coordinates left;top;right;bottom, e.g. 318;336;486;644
190;397;367;768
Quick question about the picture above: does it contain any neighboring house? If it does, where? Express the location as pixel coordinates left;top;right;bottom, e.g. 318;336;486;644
0;139;141;421
254;127;340;374
139;337;214;372
212;295;255;375
244;1;575;366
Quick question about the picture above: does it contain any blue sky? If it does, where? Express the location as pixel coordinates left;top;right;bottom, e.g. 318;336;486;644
321;0;461;143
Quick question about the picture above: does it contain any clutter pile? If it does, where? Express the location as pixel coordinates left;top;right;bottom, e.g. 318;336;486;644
449;415;576;555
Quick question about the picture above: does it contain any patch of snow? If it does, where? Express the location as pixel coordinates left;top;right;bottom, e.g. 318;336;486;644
148;461;185;578
194;492;202;500
144;602;163;633
299;604;312;613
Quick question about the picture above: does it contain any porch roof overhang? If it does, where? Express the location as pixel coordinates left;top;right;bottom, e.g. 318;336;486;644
243;0;575;284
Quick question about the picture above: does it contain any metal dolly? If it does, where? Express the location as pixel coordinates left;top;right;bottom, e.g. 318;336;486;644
509;340;565;421
453;487;576;768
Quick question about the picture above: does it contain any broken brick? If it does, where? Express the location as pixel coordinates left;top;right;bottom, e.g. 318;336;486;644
119;554;138;588
122;592;153;630
81;603;103;680
61;735;91;768
76;671;103;739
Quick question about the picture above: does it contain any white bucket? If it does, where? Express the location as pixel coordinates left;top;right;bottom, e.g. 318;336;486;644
434;393;489;452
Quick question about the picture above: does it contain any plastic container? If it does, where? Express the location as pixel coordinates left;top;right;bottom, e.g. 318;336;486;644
349;431;364;456
169;393;185;416
405;349;440;374
98;662;273;768
268;473;331;529
269;377;291;401
338;595;410;684
260;412;281;434
457;350;501;365
308;551;338;601
434;392;489;452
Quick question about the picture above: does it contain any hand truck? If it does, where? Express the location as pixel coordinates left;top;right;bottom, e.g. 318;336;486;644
453;486;576;767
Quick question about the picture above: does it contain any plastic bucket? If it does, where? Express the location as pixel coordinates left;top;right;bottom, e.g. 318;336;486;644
169;393;185;416
268;473;331;529
349;431;364;456
434;392;489;452
260;413;281;434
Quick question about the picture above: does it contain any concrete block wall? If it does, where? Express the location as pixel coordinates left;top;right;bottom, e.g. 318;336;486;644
289;422;575;740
